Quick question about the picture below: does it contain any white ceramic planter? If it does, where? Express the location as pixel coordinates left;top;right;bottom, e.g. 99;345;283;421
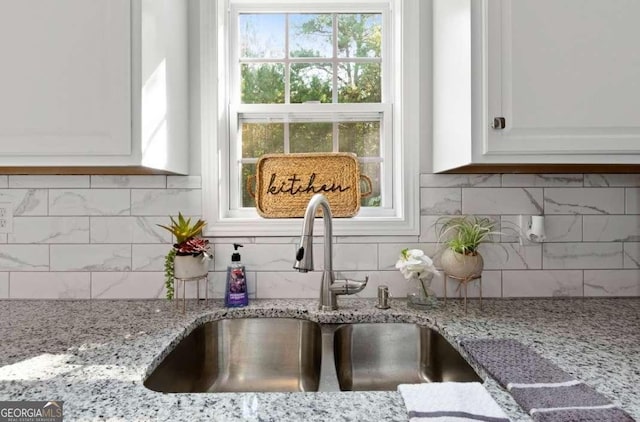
174;253;211;279
440;248;483;279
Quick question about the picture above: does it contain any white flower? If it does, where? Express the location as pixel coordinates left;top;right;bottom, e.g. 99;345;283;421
395;248;437;280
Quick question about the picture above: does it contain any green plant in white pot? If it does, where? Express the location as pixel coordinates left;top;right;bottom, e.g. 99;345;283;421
158;213;212;299
436;215;500;280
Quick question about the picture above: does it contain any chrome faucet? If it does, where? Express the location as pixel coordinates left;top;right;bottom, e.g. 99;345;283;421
293;194;368;310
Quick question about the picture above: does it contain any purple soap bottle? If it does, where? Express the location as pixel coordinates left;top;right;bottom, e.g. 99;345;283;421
224;243;248;307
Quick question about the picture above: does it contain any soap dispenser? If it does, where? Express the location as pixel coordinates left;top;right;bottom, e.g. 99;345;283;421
225;243;248;307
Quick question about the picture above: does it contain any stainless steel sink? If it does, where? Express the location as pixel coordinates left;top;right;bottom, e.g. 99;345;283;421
333;323;481;391
144;319;479;393
144;318;322;393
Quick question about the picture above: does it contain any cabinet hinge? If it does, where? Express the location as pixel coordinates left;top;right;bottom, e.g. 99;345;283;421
491;117;506;130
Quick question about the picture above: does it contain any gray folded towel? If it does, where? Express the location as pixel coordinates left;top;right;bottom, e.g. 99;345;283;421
460;338;635;422
531;408;634;422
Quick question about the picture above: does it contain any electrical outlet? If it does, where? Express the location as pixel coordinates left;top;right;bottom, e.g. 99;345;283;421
0;202;13;233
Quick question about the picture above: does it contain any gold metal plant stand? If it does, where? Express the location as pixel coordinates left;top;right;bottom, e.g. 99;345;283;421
443;273;482;314
174;274;209;313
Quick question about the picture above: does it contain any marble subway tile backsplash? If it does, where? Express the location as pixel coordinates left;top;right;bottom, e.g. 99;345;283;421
90;175;167;189
213;243;295;272
9;217;90;244
0;173;639;299
50;244;132;271
462;188;543;215
90;272;165;299
132;244;171;271
9;272;90;299
0;245;49;271
130;189;201;216
501;174;584;188
584;174;640;187
49;189;130;216
9;175;90;189
624;188;640;214
583;215;640;242
89;216;171;244
543;243;623;270
420;188;461;215
481;243;542;270
502;270;583;297
0;273;8;298
623;243;640;268
544;188;625;215
0;189;48;216
256;272;320;299
584;270;640;297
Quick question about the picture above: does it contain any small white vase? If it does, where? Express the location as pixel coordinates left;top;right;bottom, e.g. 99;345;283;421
174;253;211;279
440;248;483;279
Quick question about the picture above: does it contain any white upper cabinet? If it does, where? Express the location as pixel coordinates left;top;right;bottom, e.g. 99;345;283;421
0;0;188;173
433;0;640;172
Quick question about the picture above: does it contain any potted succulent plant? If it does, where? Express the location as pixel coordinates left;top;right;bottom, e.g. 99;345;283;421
436;215;500;279
158;213;212;299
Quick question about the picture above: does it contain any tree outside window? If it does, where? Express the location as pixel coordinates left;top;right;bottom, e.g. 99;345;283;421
236;12;386;209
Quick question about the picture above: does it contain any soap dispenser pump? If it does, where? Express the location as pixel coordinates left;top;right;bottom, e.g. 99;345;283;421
225;243;248;307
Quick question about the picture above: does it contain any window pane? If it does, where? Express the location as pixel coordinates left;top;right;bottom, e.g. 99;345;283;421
360;162;381;207
339;121;380;157
242;123;284;158
337;14;382;58
242;163;257;208
241;64;285;104
290;122;333;153
337;63;381;103
290;63;332;103
239;14;285;58
289;14;333;58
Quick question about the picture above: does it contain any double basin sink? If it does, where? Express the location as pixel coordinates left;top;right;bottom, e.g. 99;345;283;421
144;318;480;393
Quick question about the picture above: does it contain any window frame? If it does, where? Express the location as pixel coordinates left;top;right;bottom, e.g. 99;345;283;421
200;0;420;236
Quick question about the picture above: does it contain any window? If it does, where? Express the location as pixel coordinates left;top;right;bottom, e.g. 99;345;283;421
201;0;420;236
233;10;389;211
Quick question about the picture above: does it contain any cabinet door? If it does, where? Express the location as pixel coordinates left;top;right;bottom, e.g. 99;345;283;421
486;0;640;156
0;0;130;156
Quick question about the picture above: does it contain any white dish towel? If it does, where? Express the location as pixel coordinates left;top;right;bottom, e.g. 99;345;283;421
398;382;510;422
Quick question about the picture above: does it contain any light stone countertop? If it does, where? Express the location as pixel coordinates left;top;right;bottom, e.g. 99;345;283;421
0;298;638;421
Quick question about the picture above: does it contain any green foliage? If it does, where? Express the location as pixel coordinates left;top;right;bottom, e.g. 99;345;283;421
290;122;332;153
164;249;176;300
158;214;206;299
436;216;501;256
290;62;332;103
240;13;382;106
240;13;384;208
157;213;206;244
241;64;285;104
365;195;381;207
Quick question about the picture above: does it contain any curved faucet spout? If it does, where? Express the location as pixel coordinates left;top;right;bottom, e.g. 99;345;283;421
293;194;333;273
329;277;369;295
293;194;367;311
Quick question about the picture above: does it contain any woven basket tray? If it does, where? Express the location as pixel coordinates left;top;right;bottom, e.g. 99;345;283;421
251;153;371;218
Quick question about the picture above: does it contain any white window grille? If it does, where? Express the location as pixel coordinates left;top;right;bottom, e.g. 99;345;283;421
201;0;420;236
